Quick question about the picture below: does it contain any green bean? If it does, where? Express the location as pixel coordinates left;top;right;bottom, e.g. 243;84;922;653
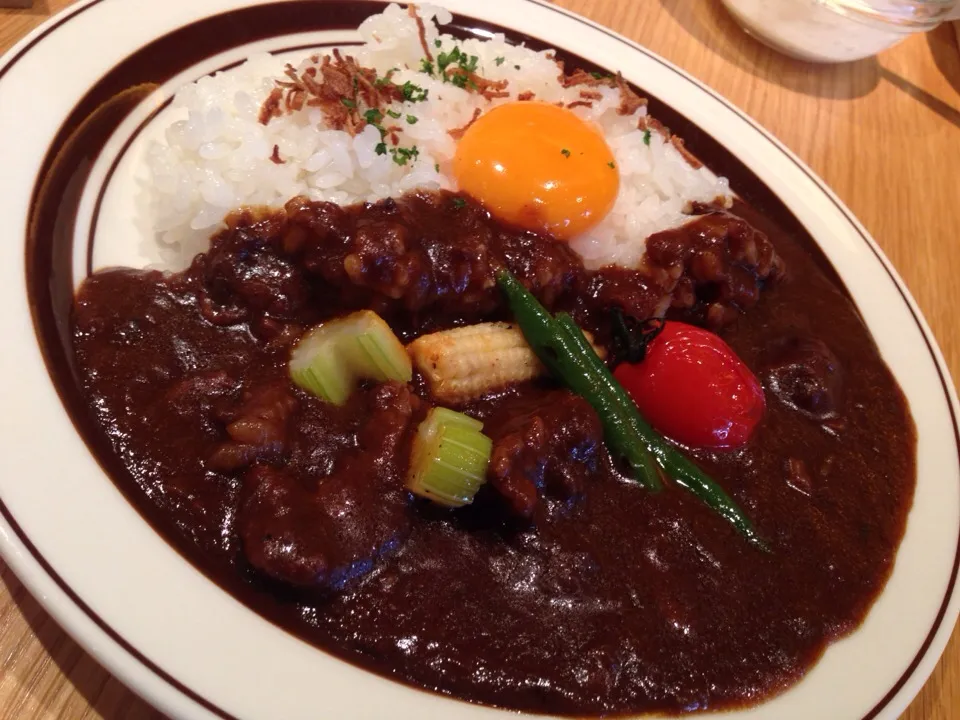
555;310;766;550
497;269;766;549
497;272;661;491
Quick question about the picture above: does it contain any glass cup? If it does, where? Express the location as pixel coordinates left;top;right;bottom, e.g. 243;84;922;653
721;0;960;63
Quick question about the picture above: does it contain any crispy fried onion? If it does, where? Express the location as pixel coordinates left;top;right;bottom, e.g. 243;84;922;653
448;108;482;140
408;4;433;61
637;116;704;170
259;50;403;134
558;65;646;115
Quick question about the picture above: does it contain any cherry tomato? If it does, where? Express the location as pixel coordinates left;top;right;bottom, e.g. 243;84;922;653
613;321;765;449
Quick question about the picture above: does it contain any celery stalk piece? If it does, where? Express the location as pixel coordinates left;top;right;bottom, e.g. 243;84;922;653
289;310;412;406
289;327;353;405
341;311;413;383
407;407;493;508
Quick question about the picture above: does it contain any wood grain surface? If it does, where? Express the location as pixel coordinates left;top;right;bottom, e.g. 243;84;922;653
2;0;959;718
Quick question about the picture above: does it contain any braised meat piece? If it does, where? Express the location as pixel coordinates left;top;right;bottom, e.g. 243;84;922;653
208;384;299;473
644;209;786;330
486;390;604;519
203;197;784;343
238;382;416;589
281;192;582;326
192;209;311;328
762;335;844;421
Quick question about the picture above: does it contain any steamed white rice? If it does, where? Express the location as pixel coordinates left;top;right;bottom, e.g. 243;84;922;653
145;3;731;270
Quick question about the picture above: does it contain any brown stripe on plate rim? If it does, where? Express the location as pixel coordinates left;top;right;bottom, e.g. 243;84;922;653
4;1;956;719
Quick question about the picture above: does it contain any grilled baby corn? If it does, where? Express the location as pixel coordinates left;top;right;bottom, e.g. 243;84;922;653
408;322;605;404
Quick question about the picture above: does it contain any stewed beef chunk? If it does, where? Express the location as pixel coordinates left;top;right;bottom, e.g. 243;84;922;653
238;382;416;589
644;208;785;329
281;192;582;328
207;384;298;472
762;335;844;421
486;390;603;519
193;208;311;327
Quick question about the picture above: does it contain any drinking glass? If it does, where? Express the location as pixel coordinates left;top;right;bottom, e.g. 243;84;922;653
721;0;960;62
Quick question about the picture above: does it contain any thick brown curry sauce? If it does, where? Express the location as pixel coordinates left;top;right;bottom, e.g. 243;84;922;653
70;194;914;716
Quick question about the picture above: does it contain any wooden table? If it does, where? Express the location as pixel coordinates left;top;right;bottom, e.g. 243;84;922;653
1;1;959;718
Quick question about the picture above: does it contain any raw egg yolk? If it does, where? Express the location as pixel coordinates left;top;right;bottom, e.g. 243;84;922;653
453;101;619;240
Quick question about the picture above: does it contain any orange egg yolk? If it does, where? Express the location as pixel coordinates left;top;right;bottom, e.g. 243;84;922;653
452;101;619;240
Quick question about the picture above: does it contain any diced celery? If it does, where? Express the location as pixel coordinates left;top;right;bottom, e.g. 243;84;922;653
289;310;412;406
340;311;413;383
289;327;353;405
407;407;493;508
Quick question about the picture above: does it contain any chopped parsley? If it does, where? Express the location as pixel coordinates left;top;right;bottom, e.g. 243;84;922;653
433;45;481;87
643;129;652;146
590;71;612;80
400;81;429;103
390;145;420;166
436;46;461;75
452;197;467;209
561;148;571;158
495;56;505;66
435;163;440;172
406;114;418;124
386;109;402;119
375;142;387;156
420;58;435;76
363;108;383;124
435;38;442;48
514;64;521;70
340;97;357;109
607;161;616;169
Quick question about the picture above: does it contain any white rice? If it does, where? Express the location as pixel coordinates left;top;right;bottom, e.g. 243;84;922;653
145;2;731;270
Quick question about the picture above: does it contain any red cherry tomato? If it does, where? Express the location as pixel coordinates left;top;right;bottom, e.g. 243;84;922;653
613;321;765;449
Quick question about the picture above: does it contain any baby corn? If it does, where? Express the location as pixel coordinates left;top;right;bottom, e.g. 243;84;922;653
407;322;605;404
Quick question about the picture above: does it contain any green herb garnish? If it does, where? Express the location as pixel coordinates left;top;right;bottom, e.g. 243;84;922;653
437;46;461;75
400;81;429;103
561;148;571;158
452;197;467;209
364;108;383;124
435;45;481;88
340;97;357;109
389;145;420;166
495;56;505;66
375;142;387;156
420;58;435;76
643;129;652;146
435;163;440;172
406;114;418;124
608;161;616;169
386;109;402;119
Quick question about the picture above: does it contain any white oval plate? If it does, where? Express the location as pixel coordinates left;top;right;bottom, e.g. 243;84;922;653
0;1;957;719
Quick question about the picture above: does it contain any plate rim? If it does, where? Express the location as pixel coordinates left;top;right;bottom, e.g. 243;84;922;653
0;1;957;719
